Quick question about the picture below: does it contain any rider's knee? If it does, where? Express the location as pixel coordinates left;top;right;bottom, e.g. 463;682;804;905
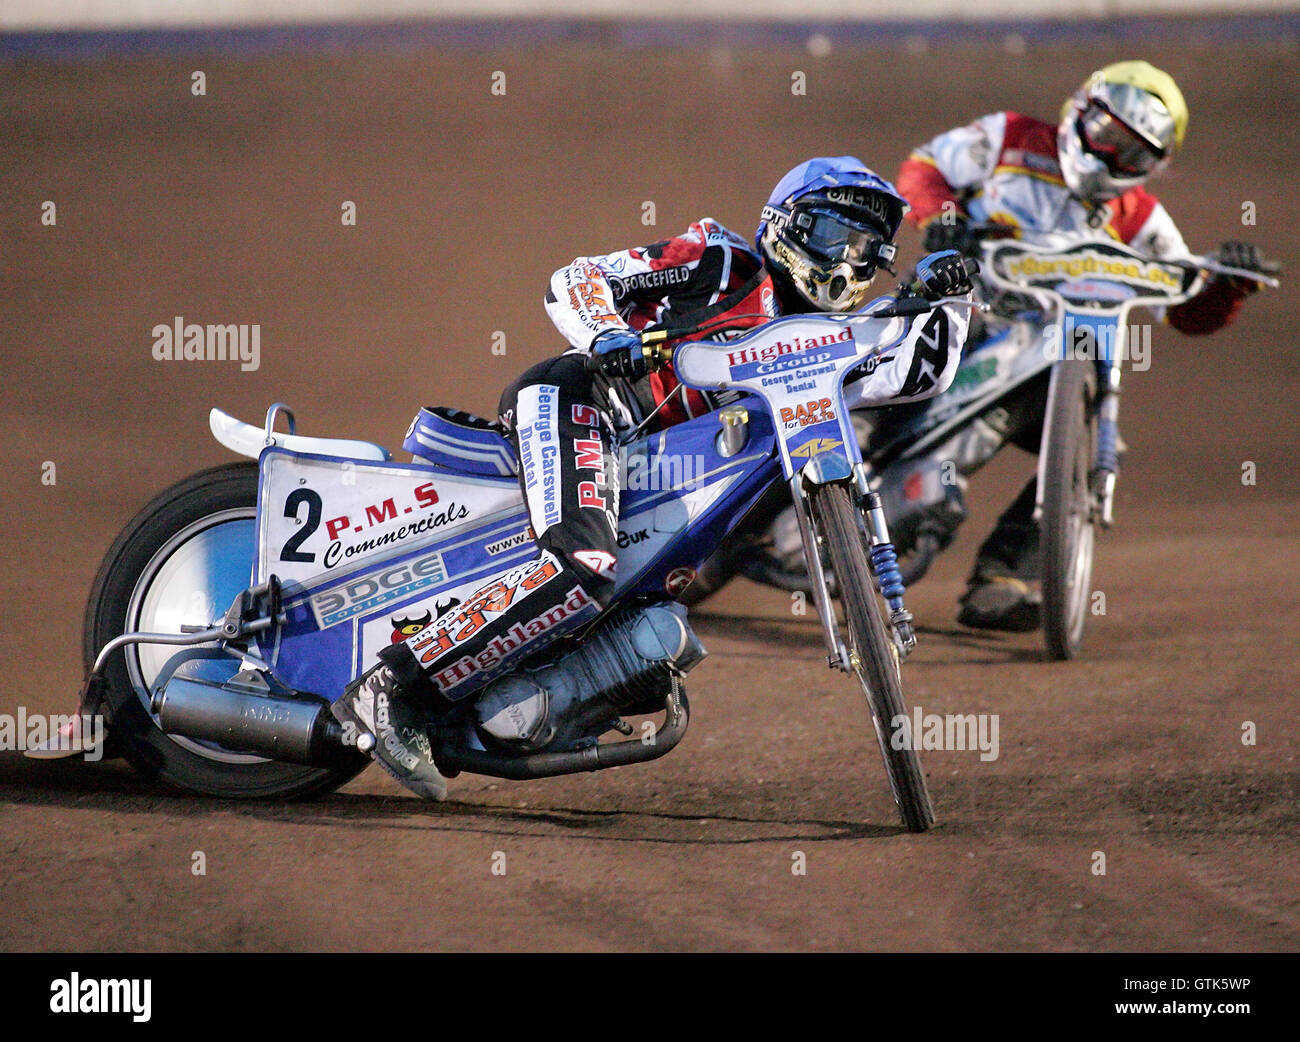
562;548;619;608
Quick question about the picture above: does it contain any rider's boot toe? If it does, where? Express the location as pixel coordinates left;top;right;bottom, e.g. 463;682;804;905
958;577;1042;632
333;665;449;801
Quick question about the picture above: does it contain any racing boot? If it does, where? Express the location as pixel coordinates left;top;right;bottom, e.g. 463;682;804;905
958;477;1042;632
331;660;448;801
958;576;1042;632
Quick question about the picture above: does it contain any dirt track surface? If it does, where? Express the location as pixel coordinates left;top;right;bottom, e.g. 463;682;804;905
2;34;1298;952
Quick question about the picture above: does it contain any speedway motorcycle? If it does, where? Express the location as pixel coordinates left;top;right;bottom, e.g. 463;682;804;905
35;289;985;833
686;238;1279;660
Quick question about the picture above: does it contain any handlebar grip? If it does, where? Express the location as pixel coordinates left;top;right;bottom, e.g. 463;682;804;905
585;340;666;380
873;296;933;319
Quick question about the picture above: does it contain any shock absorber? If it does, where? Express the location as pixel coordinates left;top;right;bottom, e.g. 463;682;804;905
1096;417;1120;475
870;541;905;613
862;490;917;657
1096;393;1121;528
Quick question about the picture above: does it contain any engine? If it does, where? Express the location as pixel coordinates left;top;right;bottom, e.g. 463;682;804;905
473;601;706;752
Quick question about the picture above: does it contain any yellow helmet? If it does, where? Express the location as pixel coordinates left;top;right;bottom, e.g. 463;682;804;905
1058;61;1188;201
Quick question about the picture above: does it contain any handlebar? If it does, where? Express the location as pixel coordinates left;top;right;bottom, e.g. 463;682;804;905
1184;255;1281;287
977;239;1282;312
961;223;1281;288
583;336;675;378
869;295;990;320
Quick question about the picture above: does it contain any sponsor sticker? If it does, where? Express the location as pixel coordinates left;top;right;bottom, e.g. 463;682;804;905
608;265;690;302
517;384;563;534
310;549;449;629
1058;278;1137;302
407;552;569;688
573;549;617;580
664;566;696;597
1001;249;1182;292
388;595;460;643
726;327;859;382
789;438;844;459
779;397;836;430
726;326;854;369
572;403;610;515
425;583;599;696
484;527;534;556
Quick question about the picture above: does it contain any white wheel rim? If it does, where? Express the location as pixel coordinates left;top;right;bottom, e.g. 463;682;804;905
123;508;268;764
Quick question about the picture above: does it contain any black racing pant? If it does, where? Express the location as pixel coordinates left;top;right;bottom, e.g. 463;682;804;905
382;353;621;705
968;373;1049;584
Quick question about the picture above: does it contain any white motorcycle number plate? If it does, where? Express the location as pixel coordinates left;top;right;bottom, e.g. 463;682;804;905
256;449;520;587
675;315;902;472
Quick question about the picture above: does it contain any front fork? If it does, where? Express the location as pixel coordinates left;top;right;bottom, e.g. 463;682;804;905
1036;329;1124;530
1094;361;1122;528
789;466;918;674
855;465;918;658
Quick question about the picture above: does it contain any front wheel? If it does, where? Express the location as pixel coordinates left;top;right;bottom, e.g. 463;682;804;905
808;483;934;832
1040;361;1101;661
84;462;368;798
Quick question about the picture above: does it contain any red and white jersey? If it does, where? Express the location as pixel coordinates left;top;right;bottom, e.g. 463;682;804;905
545;218;780;427
898;111;1189;257
897;111;1250;334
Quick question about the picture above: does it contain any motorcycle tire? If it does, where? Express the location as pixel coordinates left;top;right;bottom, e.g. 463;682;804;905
808;482;935;832
84;462;369;798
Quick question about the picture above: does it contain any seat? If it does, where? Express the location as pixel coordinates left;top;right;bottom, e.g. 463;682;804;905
209;408;391;462
403;407;518;477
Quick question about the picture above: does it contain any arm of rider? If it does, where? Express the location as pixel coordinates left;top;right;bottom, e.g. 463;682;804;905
544;224;729;354
1165;240;1266;336
544;259;627;353
845;251;977;409
897;112;1006;239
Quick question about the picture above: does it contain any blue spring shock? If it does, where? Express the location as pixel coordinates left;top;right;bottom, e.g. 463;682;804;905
870;541;906;615
1096;416;1120;476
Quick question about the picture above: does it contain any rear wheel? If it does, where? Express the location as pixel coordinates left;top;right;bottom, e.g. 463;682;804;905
85;462;368;798
808;483;934;832
1040;361;1099;661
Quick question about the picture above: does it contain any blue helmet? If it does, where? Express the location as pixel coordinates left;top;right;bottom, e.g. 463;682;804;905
756;156;910;312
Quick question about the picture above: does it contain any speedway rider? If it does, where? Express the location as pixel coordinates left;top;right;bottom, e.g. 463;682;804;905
895;60;1267;631
333;156;977;799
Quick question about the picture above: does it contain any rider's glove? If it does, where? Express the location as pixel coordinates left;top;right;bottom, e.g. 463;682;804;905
921;214;972;254
914;250;978;300
1213;240;1264;293
587;329;650;380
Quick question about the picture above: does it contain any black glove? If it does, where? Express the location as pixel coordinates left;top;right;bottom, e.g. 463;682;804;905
1209;240;1268;295
587;329;650;380
1215;240;1262;272
921;214;971;254
914;250;979;300
1215;240;1265;284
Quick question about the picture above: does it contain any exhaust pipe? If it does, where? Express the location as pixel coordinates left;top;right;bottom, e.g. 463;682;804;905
152;673;347;766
